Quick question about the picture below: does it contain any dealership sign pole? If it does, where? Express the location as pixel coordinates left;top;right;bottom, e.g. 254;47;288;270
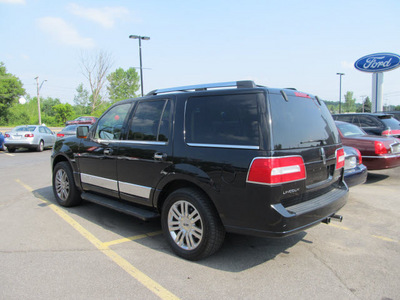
354;53;400;112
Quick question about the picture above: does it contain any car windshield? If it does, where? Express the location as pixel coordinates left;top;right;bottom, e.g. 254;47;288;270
14;126;36;132
379;116;400;129
337;122;365;136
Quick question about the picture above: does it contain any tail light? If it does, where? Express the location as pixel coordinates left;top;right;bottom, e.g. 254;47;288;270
354;148;362;164
382;129;400;136
375;141;388;155
57;133;65;138
5;134;10;138
336;148;345;169
24;133;34;138
247;156;306;185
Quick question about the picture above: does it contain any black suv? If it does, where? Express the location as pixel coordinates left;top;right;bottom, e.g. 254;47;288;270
332;113;400;138
51;81;348;260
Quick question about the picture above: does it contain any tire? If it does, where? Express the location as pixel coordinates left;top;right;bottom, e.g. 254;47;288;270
7;147;15;153
52;161;82;207
161;188;225;260
37;140;44;152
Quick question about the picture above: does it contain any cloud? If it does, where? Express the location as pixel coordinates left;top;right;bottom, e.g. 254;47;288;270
341;61;355;69
0;0;26;4
67;3;129;28
37;17;95;48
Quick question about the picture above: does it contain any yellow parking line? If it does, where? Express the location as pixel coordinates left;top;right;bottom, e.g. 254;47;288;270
103;231;163;247
329;223;351;231
5;153;14;156
372;235;398;243
16;179;179;300
329;221;398;244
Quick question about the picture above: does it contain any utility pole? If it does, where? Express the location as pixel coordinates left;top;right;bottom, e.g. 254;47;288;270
35;77;47;125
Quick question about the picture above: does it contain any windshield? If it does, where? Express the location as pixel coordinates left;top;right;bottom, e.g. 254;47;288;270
269;93;339;149
336;122;365;136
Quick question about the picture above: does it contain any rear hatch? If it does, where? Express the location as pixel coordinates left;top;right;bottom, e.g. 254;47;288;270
267;89;344;209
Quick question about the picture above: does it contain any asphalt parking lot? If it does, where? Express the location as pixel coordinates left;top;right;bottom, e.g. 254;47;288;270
1;149;399;300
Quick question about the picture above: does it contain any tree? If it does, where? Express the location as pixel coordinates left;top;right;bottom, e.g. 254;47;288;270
79;50;113;114
73;83;91;115
0;62;25;124
344;91;356;113
42;97;61;117
107;67;140;103
362;97;372;112
53;103;74;125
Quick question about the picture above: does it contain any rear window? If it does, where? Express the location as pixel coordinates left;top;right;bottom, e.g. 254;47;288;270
185;94;260;147
379;116;400;129
269;93;339;149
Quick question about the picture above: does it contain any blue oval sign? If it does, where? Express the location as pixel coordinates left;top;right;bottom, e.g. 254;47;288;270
354;52;400;73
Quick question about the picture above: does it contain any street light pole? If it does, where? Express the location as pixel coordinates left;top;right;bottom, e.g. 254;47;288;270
129;35;150;97
35;77;47;125
336;73;345;113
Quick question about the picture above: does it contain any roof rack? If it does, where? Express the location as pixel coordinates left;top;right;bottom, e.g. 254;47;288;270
146;80;256;96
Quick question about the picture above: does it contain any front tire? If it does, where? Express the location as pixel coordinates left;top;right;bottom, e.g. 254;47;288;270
53;161;82;207
161;188;225;260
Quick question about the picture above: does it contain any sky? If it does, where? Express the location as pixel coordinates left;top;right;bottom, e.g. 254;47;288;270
1;0;400;107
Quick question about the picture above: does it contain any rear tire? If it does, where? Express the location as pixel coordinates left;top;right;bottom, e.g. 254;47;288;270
37;140;44;152
53;161;82;207
8;147;15;153
161;188;225;260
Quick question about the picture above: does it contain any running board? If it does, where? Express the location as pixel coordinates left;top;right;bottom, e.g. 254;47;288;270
81;192;160;221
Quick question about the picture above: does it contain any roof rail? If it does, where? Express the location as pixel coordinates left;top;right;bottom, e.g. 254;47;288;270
146;80;256;96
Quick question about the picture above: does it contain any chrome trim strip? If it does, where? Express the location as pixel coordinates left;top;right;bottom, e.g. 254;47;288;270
187;143;259;150
95;139;167;146
363;154;400;159
119;181;151;199
81;173;118;191
118;140;168;145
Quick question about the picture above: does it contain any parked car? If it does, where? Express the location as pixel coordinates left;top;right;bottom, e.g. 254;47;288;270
4;125;56;152
52;80;348;260
336;121;400;170
65;116;98;126
343;146;367;187
332;113;400;138
56;125;91;140
0;132;6;151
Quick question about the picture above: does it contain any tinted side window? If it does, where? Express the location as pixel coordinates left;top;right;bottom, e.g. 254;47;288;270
128;100;170;142
95;103;132;140
185;94;259;146
359;116;381;127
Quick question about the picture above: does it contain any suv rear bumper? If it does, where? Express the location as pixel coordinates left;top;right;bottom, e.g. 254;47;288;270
224;185;348;238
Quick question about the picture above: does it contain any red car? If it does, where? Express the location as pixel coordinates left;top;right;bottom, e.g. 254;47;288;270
65;116;98;126
336;121;400;170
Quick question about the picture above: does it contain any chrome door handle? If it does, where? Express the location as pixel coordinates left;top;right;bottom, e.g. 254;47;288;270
154;152;167;161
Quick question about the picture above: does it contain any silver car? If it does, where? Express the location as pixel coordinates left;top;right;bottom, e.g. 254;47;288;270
4;125;56;153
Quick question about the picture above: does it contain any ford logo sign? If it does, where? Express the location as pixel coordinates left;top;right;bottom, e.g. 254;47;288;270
354;53;400;73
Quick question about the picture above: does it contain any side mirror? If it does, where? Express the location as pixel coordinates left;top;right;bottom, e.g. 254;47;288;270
77;126;89;138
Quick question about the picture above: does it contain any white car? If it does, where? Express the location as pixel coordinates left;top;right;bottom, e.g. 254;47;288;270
5;125;56;153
